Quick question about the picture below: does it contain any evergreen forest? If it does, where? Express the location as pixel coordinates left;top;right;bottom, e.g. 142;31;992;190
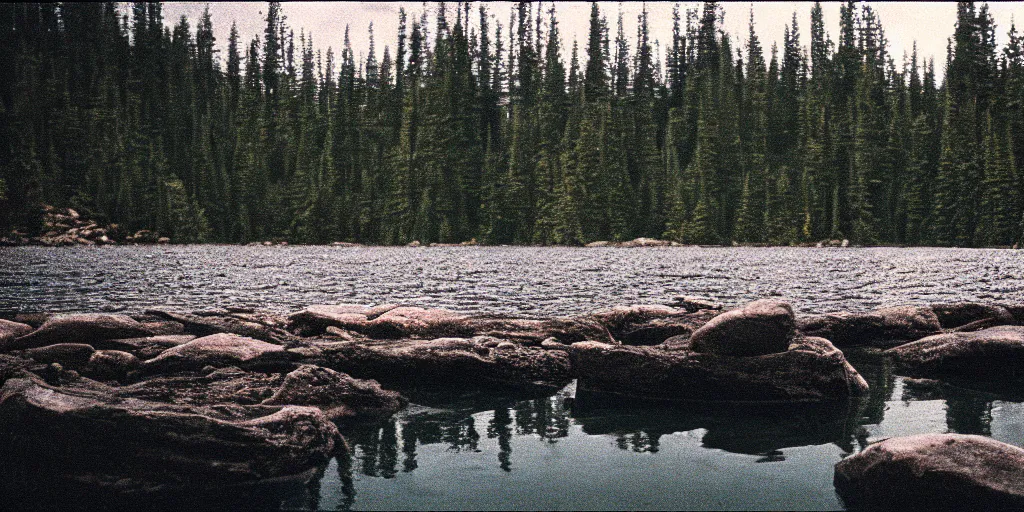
2;1;1023;247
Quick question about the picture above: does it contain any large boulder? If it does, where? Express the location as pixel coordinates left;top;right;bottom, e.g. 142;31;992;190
143;333;290;374
688;300;795;357
10;314;153;350
0;319;33;348
834;434;1024;510
567;335;868;403
262;364;406;421
886;325;1024;381
930;303;1015;331
315;337;574;391
797;305;941;348
0;375;341;493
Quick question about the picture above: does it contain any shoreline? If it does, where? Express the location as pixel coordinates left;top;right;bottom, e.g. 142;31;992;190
2;299;1024;507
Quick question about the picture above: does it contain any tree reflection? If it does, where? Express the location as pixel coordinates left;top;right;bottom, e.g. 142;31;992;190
487;407;513;471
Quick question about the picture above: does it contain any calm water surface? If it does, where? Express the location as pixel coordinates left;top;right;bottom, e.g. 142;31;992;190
2;246;1023;510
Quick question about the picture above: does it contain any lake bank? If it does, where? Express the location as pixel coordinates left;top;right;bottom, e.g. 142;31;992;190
3;300;1024;509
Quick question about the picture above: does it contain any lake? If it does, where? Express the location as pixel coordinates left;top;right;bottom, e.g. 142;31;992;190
2;245;1023;510
3;245;1024;315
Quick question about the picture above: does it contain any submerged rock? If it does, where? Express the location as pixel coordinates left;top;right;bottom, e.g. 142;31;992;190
567;335;867;403
797;305;941;348
886;325;1024;381
688;300;795;357
10;314;153;350
834;434;1024;510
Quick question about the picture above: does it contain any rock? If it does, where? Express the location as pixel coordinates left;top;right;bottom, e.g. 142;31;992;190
585;241;611;247
324;326;357;340
568;335;868;403
1007;304;1024;325
587;304;718;346
287;304;390;335
91;335;196;359
357;307;467;339
9;314;154;350
83;350;141;381
930;302;1015;331
841;239;849;247
406;240;421;247
619;237;672;247
262;365;406;421
540;338;569;350
0;319;33;347
798;305;942;348
24;343;96;368
834;434;1024;510
460;315;614;345
0;354;32;385
886;325;1024;382
12;312;51;328
139;320;185;335
157;237;170;244
0;375;341;493
590;305;680;332
143;333;290;374
145;309;298;345
689;300;795;357
317;337;574;391
667;296;724;313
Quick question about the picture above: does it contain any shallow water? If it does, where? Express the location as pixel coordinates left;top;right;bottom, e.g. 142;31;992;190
3;246;1023;510
275;351;1024;511
2;245;1024;315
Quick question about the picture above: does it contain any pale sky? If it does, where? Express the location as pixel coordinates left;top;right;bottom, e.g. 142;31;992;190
157;2;1024;78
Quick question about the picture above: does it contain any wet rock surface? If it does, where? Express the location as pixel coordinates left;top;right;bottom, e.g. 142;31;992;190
834;434;1024;510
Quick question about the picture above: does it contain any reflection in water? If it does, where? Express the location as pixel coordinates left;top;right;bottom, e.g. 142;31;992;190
6;351;1022;511
315;355;1024;511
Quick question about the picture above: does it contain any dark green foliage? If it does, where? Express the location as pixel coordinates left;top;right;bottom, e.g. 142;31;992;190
2;1;1021;247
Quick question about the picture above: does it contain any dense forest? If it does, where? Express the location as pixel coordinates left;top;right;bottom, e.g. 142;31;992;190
2;2;1023;246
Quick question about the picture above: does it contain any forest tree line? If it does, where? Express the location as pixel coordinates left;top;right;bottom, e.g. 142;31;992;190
2;1;1023;246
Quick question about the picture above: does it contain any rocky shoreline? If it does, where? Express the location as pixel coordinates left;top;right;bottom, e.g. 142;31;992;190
2;299;1024;507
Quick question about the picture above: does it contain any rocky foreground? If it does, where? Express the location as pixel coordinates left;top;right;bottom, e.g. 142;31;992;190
3;299;1024;506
